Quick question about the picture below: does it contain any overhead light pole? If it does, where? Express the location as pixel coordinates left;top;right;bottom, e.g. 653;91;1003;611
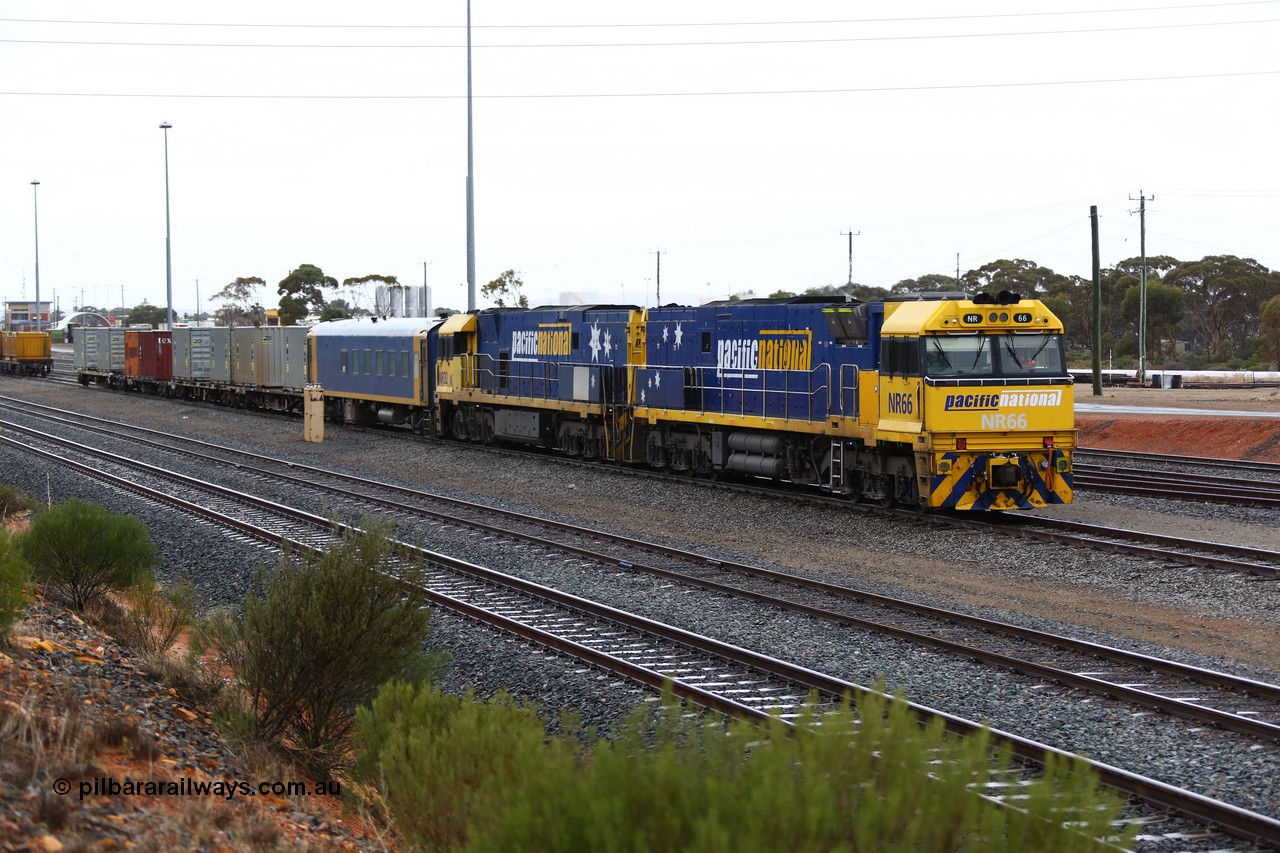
160;121;174;330
465;0;476;312
30;180;41;332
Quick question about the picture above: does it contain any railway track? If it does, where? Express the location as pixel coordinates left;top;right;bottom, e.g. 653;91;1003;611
7;401;1280;742
1073;463;1280;507
4;414;1280;848
1074;447;1280;505
5;389;1277;581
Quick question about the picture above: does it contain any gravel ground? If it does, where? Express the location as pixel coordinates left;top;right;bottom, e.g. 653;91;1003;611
4;376;1280;831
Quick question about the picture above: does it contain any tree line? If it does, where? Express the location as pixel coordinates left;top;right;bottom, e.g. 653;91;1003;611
66;256;1280;369
782;254;1280;370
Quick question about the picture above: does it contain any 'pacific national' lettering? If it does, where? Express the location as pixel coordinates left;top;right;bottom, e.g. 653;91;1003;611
511;325;571;357
944;390;1063;411
717;331;812;372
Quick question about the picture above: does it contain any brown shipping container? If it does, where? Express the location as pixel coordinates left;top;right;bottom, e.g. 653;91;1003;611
125;330;173;381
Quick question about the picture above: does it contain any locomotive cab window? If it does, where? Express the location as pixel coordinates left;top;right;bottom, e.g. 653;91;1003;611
925;334;992;377
882;337;921;377
998;332;1067;377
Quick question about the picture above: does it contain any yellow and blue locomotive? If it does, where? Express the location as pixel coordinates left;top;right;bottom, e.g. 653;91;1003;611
431;292;1074;511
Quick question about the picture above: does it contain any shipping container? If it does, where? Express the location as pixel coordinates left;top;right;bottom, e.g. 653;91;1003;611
231;328;258;386
124;329;173;381
172;328;217;381
281;327;309;391
78;328;125;373
209;327;231;383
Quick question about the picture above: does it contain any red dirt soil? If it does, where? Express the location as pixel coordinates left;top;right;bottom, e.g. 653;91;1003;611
1074;386;1280;462
1076;413;1280;463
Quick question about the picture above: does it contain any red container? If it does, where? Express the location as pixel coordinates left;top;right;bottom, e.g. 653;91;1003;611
124;330;173;381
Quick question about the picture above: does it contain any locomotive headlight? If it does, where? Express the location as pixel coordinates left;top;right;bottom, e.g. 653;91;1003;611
1055;455;1071;473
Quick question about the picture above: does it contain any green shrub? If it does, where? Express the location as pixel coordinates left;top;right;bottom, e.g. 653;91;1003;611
19;499;156;611
357;684;1134;853
0;528;32;644
119;576;197;659
196;521;447;776
0;484;39;519
354;682;572;851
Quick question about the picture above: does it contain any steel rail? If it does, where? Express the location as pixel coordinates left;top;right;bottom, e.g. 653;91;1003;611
5;429;1280;847
8;406;1280;737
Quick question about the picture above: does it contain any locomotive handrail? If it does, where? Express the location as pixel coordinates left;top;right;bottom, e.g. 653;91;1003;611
682;364;831;422
463;352;619;409
925;375;1074;388
837;364;861;418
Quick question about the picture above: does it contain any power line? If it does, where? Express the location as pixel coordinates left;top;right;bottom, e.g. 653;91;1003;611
5;68;1275;100
3;1;1272;30
4;16;1275;49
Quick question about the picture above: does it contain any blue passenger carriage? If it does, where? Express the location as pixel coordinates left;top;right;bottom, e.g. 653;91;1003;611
309;317;439;431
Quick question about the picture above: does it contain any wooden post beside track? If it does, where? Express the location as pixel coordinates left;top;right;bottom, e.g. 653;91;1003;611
304;385;325;443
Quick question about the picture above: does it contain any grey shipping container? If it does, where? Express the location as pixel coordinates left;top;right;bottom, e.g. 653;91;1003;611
255;328;283;388
171;328;192;379
236;326;308;389
73;335;89;370
173;328;218;381
209;327;231;383
281;327;309;391
231;327;258;386
79;328;125;372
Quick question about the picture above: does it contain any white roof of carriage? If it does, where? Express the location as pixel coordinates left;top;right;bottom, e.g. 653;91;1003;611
307;317;442;339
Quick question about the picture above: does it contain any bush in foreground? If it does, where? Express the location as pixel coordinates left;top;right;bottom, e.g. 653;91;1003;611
356;683;1134;853
197;521;447;775
19;499;156;610
0;484;39;519
0;529;31;644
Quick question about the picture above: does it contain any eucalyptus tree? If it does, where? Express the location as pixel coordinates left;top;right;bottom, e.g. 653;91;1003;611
1163;255;1275;357
279;264;338;320
214;276;267;327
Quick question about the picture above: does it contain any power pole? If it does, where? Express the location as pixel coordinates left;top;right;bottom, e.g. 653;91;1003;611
1129;190;1153;384
1090;205;1102;397
651;250;665;305
840;228;860;287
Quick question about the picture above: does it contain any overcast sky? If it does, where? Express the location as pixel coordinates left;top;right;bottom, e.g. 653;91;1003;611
2;1;1277;320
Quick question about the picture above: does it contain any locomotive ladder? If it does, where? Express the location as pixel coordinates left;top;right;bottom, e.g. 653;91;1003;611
828;440;844;492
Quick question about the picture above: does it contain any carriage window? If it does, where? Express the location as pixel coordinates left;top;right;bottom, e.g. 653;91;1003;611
339;349;348;373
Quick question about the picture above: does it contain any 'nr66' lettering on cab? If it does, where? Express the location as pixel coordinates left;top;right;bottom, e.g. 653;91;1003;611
981;413;1029;429
887;392;914;415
